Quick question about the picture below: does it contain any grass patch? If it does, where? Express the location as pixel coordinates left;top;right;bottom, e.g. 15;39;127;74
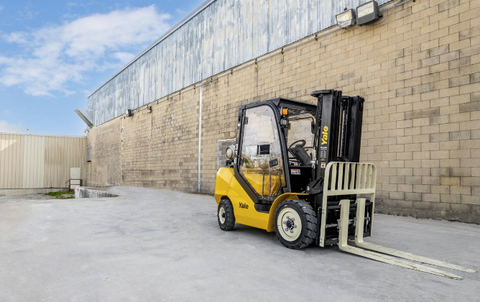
45;191;74;199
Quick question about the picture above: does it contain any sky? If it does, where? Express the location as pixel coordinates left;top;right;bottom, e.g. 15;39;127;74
0;0;204;136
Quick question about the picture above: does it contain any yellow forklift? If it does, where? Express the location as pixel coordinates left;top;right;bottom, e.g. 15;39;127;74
214;89;475;280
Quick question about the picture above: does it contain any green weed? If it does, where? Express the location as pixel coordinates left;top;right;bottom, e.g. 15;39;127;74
45;191;74;199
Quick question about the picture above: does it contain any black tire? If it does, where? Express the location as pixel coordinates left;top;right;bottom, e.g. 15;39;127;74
274;200;317;249
218;199;235;231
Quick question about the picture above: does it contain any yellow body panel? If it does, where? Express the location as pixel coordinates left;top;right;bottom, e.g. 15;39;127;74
214;167;308;232
214;167;233;202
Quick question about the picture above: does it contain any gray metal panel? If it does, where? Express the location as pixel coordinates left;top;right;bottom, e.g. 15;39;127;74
88;0;390;126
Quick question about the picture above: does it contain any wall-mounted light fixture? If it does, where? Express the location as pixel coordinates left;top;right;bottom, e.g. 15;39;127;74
356;1;382;26
147;105;152;113
336;9;356;29
125;109;134;117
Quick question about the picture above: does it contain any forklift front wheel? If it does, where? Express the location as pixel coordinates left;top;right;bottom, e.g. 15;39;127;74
274;200;317;249
218;199;235;231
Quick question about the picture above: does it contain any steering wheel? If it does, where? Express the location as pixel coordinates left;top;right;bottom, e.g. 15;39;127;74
289;139;306;149
288;139;307;165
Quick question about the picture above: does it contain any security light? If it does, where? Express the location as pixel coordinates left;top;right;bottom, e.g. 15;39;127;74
336;9;356;29
125;109;134;117
356;1;382;26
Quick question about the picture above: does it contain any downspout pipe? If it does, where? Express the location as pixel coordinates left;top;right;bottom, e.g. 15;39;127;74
198;82;203;192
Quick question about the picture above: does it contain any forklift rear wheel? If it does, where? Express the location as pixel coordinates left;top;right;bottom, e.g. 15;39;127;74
218;199;235;231
274;200;317;249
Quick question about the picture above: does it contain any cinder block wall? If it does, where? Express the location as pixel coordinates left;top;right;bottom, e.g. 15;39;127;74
87;0;480;223
86;118;122;187
87;89;200;191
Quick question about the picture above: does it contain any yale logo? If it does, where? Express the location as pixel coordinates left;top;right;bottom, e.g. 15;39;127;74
239;202;249;209
321;126;329;145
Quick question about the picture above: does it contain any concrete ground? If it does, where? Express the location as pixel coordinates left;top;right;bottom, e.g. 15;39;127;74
0;186;479;302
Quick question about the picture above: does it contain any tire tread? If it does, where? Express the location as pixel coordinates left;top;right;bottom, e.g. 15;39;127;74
218;199;235;231
274;199;317;249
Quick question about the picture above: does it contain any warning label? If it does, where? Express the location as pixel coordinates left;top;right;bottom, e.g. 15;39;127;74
291;169;301;175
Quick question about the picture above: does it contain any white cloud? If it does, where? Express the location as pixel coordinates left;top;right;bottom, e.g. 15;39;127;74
0;5;171;96
3;31;29;44
113;52;136;64
0;120;24;133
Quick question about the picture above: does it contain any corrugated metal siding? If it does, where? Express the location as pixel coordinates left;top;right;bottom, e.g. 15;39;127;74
0;134;24;188
0;133;87;189
23;136;45;188
88;0;390;125
44;136;87;188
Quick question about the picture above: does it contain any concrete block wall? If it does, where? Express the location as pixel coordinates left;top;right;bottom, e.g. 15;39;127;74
87;89;200;192
86;118;122;186
87;0;480;223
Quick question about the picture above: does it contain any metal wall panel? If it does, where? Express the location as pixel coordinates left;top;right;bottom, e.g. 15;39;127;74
22;136;45;189
0;134;24;188
0;133;87;189
43;136;87;188
88;0;390;126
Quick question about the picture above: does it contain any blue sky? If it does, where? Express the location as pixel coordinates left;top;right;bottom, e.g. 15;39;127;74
0;0;204;135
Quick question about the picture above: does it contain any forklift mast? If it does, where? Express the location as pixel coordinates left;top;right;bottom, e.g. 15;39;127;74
311;90;364;187
300;90;365;206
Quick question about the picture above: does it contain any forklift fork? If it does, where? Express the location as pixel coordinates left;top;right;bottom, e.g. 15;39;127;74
322;162;475;280
338;199;475;280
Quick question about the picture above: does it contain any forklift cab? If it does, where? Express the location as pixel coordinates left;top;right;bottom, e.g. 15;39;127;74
233;91;364;211
235;99;317;209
